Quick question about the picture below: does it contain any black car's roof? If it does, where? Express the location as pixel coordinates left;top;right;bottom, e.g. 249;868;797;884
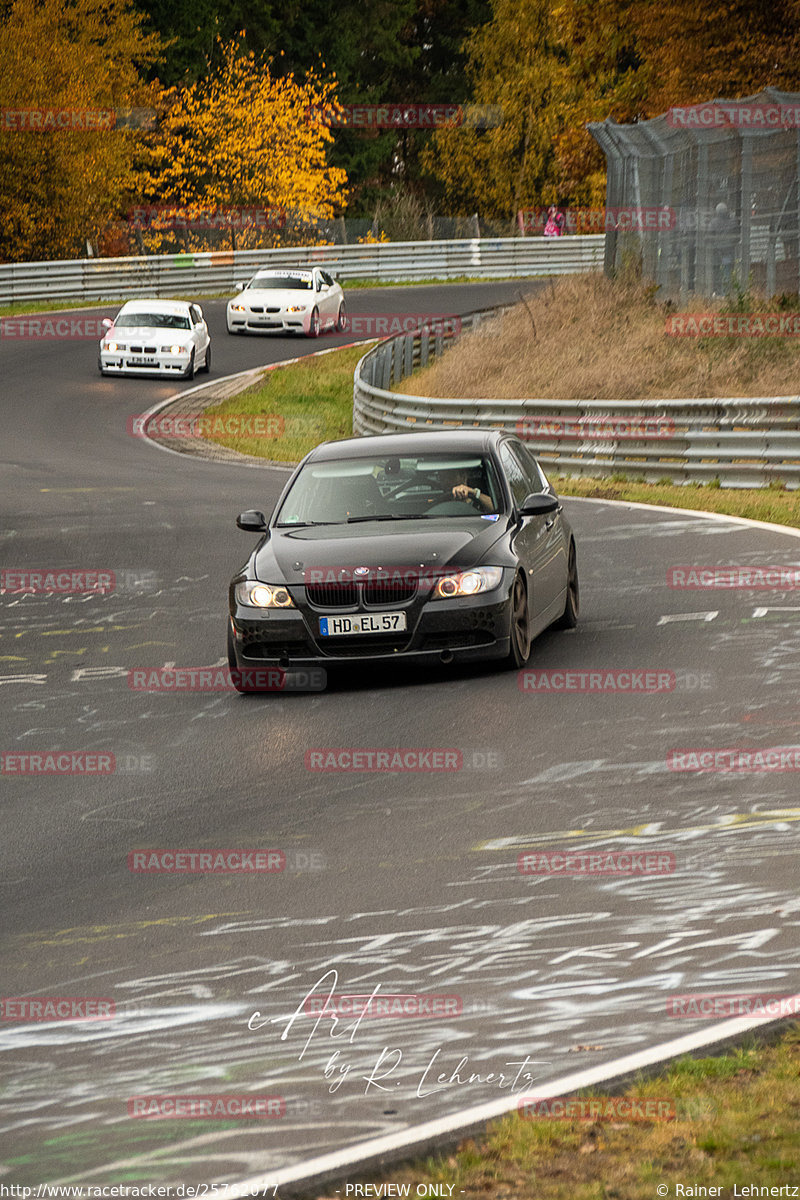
307;429;509;462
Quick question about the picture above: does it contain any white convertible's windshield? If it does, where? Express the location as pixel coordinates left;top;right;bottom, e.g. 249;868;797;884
276;454;502;525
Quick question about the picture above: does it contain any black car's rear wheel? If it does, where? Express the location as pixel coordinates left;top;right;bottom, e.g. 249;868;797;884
554;540;579;629
505;572;532;668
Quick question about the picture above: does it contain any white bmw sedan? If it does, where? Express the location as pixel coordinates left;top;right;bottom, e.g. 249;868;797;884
98;300;211;379
226;268;345;337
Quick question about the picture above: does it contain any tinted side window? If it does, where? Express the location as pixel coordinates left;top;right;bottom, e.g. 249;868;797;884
516;443;548;491
498;443;530;507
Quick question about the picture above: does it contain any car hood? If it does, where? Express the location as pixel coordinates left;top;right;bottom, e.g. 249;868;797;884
103;324;188;340
253;518;508;584
232;288;314;307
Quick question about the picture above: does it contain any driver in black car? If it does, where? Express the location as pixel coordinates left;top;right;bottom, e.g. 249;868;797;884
444;467;495;514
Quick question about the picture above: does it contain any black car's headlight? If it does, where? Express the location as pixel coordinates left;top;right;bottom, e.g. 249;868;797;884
432;567;503;599
235;581;295;608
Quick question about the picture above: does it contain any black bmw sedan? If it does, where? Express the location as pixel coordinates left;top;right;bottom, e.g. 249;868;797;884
227;429;578;688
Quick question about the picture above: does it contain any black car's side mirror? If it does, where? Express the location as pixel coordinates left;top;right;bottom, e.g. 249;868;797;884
519;492;559;516
236;510;268;532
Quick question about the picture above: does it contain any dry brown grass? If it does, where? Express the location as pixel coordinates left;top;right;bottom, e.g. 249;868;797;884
401;273;800;400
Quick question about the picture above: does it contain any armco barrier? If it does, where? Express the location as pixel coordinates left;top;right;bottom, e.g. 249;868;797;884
0;237;604;306
353;314;800;487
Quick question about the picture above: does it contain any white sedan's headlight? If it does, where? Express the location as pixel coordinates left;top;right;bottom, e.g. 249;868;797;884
162;344;186;354
102;341;124;351
432;566;503;599
235;581;295;608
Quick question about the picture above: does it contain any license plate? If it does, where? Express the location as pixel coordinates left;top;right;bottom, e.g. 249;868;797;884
319;612;407;637
127;357;158;366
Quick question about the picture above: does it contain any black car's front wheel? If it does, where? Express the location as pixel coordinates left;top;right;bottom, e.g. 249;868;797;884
505;572;532;669
554;540;579;629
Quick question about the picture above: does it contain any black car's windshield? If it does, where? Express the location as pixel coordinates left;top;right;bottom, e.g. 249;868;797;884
248;274;313;290
275;453;503;526
115;312;191;329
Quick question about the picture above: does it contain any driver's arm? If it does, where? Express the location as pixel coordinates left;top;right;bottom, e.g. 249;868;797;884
452;483;494;513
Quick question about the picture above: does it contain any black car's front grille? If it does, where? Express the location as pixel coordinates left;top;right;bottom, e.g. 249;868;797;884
363;580;416;606
307;582;358;608
306;580;417;609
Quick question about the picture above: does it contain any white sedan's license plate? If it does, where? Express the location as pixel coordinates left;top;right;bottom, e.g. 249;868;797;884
319;612;407;637
127;357;158;366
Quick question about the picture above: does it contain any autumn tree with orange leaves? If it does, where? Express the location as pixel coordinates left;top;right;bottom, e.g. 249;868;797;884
135;41;348;252
0;0;164;261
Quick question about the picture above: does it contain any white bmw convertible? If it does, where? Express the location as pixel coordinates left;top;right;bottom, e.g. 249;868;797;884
98;300;211;378
226;268;345;337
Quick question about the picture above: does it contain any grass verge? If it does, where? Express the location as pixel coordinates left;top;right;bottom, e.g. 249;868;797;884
201;344;800;529
401;272;800;400
201;343;370;462
316;1025;799;1199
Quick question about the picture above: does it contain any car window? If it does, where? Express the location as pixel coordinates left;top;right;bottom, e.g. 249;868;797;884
498;443;531;507
250;274;313;291
320;271;335;287
115;312;190;329
515;442;549;491
276;454;502;525
190;305;202;325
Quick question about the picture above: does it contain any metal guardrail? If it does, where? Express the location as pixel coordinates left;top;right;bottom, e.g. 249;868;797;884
353;313;800;487
0;236;605;306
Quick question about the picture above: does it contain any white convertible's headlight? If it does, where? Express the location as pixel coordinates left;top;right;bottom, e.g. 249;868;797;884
230;303;246;312
287;305;307;313
235;581;295;608
432;566;503;599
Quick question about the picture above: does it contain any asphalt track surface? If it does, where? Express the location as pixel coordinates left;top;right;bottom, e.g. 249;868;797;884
2;281;800;1187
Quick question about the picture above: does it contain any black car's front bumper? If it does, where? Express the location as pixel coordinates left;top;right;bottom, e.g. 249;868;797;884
228;575;514;669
